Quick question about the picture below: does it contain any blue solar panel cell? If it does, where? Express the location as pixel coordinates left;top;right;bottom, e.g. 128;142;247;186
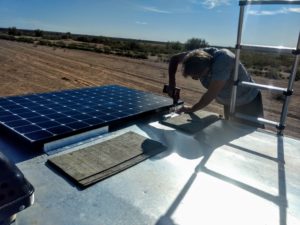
71;114;92;121
0;85;174;147
46;113;67;120
26;130;54;141
5;119;31;128
14;124;41;134
36;121;61;129
67;121;90;130
58;110;78;116
39;109;57;115
0;111;13;117
18;112;41;119
30;106;49;111
82;118;104;126
27;116;50;124
9;108;32;114
99;114;118;122
3;104;23;110
55;117;78;124
48;125;73;134
0;99;12;106
0;115;22;122
111;111;132;118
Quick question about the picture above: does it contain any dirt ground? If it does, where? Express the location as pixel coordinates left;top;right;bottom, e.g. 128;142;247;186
0;39;299;138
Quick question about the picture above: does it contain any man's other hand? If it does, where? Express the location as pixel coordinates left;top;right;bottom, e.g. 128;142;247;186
176;105;193;114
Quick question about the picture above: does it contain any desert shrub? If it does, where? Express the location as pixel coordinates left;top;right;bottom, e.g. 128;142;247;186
42;35;61;40
264;68;281;79
16;37;34;43
34;29;44;37
166;41;183;51
92;36;110;45
287;67;300;81
241;52;277;68
124;41;141;51
184;38;209;51
278;54;294;67
0;34;16;41
61;32;72;39
115;50;123;56
91;37;101;43
8;27;21;36
54;41;66;48
38;40;52;46
76;36;89;42
103;46;111;54
134;52;148;59
124;51;135;58
94;48;104;53
67;42;93;51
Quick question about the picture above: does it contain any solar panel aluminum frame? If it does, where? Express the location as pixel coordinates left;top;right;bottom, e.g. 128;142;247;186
0;85;179;150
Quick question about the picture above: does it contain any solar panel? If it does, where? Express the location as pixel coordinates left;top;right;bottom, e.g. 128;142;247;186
0;85;174;148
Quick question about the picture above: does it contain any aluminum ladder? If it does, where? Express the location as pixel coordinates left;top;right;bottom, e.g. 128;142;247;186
230;0;300;135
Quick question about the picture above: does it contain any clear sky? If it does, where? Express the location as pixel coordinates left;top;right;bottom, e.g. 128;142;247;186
0;0;299;47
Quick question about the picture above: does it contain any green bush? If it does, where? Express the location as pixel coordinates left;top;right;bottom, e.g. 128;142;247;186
16;37;34;43
184;38;209;51
94;48;104;53
103;46;111;54
166;41;183;51
264;68;280;80
55;41;66;48
134;52;148;59
38;40;52;46
61;32;72;39
42;35;61;40
66;42;94;51
34;29;44;37
0;34;16;41
8;27;21;36
76;36;89;42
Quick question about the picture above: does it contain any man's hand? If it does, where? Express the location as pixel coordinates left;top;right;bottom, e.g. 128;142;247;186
176;105;193;114
178;80;226;114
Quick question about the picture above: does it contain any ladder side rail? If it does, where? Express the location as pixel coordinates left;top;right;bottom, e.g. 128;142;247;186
278;32;300;134
240;1;300;6
230;5;245;114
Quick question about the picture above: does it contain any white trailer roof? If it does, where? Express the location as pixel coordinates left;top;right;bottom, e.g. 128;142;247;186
1;112;300;225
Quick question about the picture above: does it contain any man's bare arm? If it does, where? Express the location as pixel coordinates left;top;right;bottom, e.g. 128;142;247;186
178;80;226;113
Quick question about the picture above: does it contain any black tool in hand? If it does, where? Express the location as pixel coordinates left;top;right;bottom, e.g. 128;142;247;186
163;84;180;105
162;84;182;118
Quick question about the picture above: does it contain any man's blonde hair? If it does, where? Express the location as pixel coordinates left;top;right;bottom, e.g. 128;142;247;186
182;50;213;77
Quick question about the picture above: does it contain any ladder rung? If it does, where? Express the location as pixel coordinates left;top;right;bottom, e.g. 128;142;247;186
240;44;295;54
234;113;280;127
239;1;300;5
240;81;287;93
